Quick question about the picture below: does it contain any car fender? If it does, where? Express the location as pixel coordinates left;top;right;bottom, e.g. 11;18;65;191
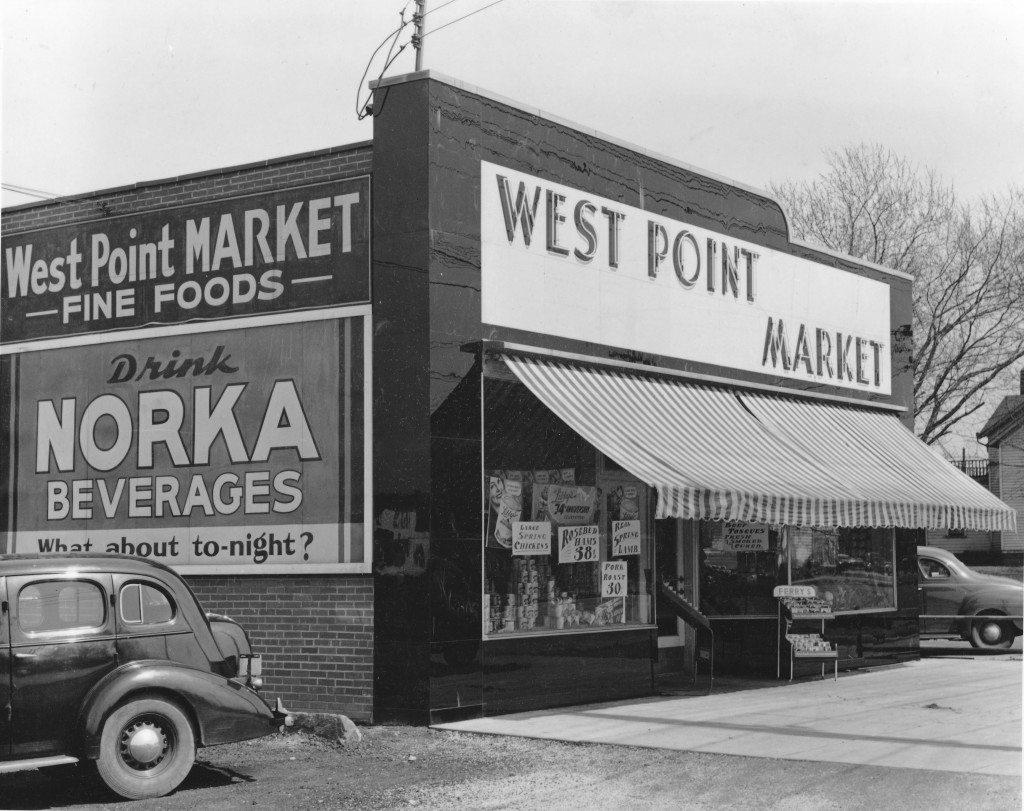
78;660;277;758
957;590;1024;635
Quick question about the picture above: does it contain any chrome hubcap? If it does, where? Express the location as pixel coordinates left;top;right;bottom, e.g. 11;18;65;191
980;621;1003;645
122;722;167;768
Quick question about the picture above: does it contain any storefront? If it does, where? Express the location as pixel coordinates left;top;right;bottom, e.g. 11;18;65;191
368;73;1014;722
2;72;1015;725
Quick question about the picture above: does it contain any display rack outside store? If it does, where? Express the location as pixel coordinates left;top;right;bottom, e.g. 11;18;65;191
775;585;837;682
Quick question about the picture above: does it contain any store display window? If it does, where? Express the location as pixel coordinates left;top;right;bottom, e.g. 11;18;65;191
785;526;895;612
699;521;896;617
699;521;784;617
482;373;654;638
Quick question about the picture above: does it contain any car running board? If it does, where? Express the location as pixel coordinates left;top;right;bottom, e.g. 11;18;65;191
0;755;80;774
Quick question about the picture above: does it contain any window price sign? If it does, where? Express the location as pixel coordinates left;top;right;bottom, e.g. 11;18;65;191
512;521;551;556
558;525;599;564
612;520;641;556
601;561;627;597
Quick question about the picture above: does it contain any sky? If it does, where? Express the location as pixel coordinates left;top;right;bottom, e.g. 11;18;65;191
2;0;1023;452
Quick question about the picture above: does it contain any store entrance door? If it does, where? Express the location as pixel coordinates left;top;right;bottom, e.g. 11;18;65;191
654;519;699;681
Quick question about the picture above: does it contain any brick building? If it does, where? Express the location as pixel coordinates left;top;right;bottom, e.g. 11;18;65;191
2;72;1015;724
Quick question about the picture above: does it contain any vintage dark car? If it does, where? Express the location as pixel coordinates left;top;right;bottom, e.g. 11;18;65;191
0;553;290;799
917;545;1023;649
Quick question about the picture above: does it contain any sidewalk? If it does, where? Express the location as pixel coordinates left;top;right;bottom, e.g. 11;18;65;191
436;656;1023;777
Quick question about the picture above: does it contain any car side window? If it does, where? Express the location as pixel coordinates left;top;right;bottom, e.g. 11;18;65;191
918;558;951;580
120;582;176;626
18;580;106;633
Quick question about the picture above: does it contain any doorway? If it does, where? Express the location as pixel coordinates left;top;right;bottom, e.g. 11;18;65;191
654;518;699;682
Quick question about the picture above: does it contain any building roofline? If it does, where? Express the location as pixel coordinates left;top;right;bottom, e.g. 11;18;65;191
371;70;912;283
978;397;1024;443
1;141;374;214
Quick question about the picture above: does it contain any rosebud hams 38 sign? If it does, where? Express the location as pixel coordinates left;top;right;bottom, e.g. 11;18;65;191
1;316;371;574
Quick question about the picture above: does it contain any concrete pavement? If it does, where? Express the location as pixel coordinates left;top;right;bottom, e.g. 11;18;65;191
436;655;1022;777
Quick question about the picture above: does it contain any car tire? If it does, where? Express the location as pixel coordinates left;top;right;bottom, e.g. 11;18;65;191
969;613;1016;650
95;696;196;800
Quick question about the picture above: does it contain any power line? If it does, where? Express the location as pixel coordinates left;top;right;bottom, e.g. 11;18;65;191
358;0;510;119
420;0;508;41
2;182;60;200
421;0;460;18
356;6;414;120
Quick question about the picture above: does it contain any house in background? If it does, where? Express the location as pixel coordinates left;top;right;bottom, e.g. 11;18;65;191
977;370;1024;563
924;455;995;559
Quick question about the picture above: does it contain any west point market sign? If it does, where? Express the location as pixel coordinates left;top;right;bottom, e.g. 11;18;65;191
1;178;370;344
480;161;892;395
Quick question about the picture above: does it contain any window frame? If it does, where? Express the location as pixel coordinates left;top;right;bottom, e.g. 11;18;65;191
118;580;177;628
14;578;108;637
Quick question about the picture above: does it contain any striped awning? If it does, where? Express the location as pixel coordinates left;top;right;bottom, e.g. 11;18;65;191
503;355;1016;532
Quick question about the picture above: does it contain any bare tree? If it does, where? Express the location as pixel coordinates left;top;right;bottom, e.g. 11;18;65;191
771;145;1024;447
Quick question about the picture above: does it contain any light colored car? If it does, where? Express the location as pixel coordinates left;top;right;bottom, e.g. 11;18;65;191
1;553;291;799
917;545;1023;649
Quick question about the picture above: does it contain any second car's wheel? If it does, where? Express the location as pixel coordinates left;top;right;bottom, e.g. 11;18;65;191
95;696;196;800
969;613;1015;650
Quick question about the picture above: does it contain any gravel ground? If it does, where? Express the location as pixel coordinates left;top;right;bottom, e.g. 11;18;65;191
3;562;1019;810
1;723;1019;811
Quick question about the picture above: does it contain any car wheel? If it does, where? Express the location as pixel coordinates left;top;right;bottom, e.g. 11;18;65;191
969;613;1015;650
95;696;196;800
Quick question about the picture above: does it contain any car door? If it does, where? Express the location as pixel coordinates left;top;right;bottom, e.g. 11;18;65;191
1;576;10;758
113;573;208;670
917;555;966;636
8;573;117;756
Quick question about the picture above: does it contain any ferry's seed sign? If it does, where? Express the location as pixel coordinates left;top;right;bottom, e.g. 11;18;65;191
3;317;368;573
1;179;370;344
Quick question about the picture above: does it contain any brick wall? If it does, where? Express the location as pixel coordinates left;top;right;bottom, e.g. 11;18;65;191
1;143;373;231
188;575;374;721
3;142;378;723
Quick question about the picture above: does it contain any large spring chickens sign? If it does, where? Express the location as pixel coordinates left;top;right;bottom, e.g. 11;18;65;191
480;161;892;394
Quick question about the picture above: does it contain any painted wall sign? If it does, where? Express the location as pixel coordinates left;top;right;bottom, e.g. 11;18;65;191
512;521;551;555
1;178;370;345
722;522;770;552
558;525;599;564
480;161;892;394
1;315;371;574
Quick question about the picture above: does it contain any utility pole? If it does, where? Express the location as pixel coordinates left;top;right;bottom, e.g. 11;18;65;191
413;0;427;71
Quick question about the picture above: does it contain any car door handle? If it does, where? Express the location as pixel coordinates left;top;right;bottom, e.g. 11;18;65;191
14;653;38;659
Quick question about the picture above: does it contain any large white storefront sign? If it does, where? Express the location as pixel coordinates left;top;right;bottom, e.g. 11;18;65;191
481;161;892;394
